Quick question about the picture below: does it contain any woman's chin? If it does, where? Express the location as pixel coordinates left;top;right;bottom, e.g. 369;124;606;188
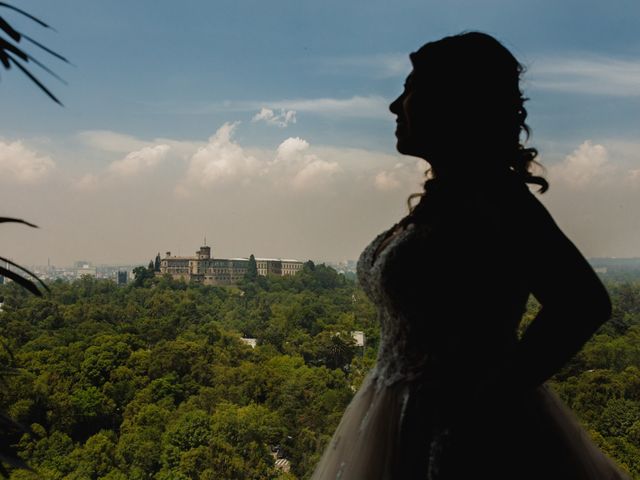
395;139;420;157
395;137;409;154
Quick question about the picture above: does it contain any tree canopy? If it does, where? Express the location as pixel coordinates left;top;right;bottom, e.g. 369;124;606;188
0;265;377;479
0;269;639;478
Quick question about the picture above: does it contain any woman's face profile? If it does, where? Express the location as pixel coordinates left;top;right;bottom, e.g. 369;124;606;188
390;71;423;157
390;61;480;166
389;69;448;159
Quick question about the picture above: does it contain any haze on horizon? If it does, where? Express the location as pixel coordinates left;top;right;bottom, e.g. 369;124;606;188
1;0;639;267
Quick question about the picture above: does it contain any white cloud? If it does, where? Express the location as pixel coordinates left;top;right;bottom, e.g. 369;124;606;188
178;123;261;192
78;130;150;153
9;127;640;266
172;95;392;120
544;139;640;191
317;53;410;78
80;130;203;161
628;169;640;183
0;140;55;184
268;95;391;119
0;127;437;267
374;170;401;191
548;141;614;189
275;137;310;162
252;108;297;127
74;173;100;191
270;137;341;192
529;55;640;96
534;139;640;259
291;159;340;191
107;144;170;177
374;161;425;192
176;130;353;195
74;126;414;199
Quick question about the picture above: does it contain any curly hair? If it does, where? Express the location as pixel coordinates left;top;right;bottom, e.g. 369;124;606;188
405;31;548;212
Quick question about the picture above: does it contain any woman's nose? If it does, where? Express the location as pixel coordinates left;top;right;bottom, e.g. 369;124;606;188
389;95;401;115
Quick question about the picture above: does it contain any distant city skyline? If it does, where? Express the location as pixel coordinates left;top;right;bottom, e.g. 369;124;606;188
17;252;640;272
3;249;637;286
1;1;639;265
11;241;332;269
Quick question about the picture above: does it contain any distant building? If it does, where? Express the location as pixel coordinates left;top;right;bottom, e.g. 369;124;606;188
274;458;291;473
351;331;365;347
271;447;291;473
240;337;258;348
160;244;304;285
117;270;128;285
76;262;97;277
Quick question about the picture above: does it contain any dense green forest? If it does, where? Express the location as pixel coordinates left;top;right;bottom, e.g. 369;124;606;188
0;265;638;479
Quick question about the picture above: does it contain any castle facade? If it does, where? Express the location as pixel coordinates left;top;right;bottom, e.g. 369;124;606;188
159;245;304;285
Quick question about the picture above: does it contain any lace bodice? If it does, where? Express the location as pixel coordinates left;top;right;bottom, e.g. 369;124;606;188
357;180;531;392
357;223;432;386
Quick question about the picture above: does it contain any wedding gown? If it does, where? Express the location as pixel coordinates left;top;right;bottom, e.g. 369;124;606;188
311;176;630;479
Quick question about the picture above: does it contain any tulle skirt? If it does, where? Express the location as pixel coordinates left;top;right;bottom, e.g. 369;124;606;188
311;371;631;479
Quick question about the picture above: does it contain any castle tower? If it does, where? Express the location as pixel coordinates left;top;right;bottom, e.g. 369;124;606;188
197;245;211;260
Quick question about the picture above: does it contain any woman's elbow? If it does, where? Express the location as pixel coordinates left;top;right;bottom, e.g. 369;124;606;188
575;284;612;327
545;282;611;327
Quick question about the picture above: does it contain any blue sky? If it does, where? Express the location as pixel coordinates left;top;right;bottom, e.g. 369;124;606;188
1;0;639;265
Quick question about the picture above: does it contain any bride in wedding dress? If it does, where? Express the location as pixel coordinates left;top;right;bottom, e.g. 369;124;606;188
311;32;630;480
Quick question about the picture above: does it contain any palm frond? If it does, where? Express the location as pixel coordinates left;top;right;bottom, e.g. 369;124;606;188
0;2;51;29
0;37;27;61
0;16;19;41
0;3;67;104
5;52;62;105
0;266;43;297
26;53;68;84
0;218;38;228
0;256;49;293
0;5;59;477
20;33;69;64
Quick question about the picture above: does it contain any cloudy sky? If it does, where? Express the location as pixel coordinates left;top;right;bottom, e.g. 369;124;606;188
0;0;639;266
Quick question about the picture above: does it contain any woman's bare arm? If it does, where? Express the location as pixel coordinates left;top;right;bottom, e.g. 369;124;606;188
504;195;612;392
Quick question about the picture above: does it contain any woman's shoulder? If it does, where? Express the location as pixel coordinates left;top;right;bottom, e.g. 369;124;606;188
400;174;557;241
505;184;559;233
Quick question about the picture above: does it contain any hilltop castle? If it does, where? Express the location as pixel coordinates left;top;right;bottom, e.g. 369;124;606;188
159;245;304;285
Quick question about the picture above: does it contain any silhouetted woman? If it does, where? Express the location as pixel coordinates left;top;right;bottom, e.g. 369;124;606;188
311;32;630;479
